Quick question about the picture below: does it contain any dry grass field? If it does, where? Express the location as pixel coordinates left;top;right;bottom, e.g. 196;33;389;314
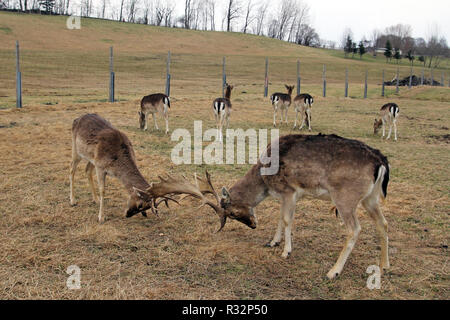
0;12;449;299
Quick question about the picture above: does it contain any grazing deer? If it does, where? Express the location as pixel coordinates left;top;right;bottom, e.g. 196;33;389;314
293;93;314;131
374;103;399;141
145;134;391;279
212;83;233;142
270;85;294;127
138;93;170;134
70;114;173;223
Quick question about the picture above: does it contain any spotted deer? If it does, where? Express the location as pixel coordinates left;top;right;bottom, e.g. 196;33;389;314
69;114;174;223
212;83;233;142
145;134;391;279
138;93;170;134
374;103;399;141
293;93;314;131
270;85;294;127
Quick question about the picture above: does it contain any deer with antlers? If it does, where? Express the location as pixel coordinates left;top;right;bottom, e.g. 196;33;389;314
293;93;314;131
145;134;391;279
374;103;399;141
138;93;170;134
212;83;233;142
270;85;294;127
69;114;174;223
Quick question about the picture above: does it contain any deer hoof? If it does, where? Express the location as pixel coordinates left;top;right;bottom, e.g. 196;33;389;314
281;251;291;258
326;270;340;280
264;241;279;248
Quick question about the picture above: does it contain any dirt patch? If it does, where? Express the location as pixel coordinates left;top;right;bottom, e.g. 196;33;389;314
428;134;450;143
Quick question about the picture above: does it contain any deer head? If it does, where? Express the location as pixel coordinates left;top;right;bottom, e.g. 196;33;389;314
373;118;383;134
220;187;257;229
285;85;295;95
225;83;234;100
138;111;146;130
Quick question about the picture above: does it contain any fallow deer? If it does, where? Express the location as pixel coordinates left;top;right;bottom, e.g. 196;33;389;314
270;85;294;127
146;134;391;279
70;114;174;223
374;103;399;141
293;93;314;131
212;83;233;142
138;93;170;134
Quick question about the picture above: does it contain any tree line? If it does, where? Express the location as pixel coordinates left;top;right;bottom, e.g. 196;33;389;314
341;24;449;68
1;0;324;48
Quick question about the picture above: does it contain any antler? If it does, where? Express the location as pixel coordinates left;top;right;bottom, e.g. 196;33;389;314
147;171;226;231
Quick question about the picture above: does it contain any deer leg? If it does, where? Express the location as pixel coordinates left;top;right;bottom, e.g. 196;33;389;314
386;122;392;140
284;108;288;125
96;168;107;223
144;112;149;131
153;113;159;130
273;107;277;127
85;162;98;203
362;199;390;270
293;108;298;129
281;193;297;258
393;119;398;141
164;111;169;134
381;119;386;138
299;110;306;130
326;199;360;279
265;210;284;248
69;154;81;206
307;109;312;131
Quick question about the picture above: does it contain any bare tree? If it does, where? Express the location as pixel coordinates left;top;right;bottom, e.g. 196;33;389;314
276;0;296;40
241;0;255;34
119;0;125;21
225;0;240;32
128;0;139;22
341;27;353;49
254;0;268;36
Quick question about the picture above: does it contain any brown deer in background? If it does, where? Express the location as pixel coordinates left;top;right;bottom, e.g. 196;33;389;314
148;134;391;279
138;93;170;134
293;93;314;131
212;83;233;142
270;85;294;127
374;103;399;141
70;114;174;223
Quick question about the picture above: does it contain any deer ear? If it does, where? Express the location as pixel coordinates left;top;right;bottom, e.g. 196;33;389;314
133;187;150;199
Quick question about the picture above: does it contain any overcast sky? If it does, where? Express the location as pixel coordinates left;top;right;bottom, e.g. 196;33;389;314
84;0;449;43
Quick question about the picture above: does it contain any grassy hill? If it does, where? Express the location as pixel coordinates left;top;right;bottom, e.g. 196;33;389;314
0;11;448;108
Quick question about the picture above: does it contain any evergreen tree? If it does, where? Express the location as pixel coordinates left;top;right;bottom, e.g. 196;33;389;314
358;41;366;59
406;50;415;66
344;35;353;58
351;42;357;58
418;55;425;67
393;48;401;64
384;40;392;62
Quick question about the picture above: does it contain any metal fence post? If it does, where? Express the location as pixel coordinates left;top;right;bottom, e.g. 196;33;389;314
222;57;226;97
322;64;326;98
421;67;424;85
16;41;22;108
345;68;348;98
264;57;268;97
396;67;399;93
109;46;115;102
382;70;385;97
297;60;301;95
408;66;412;89
431;68;434;86
364;69;368;99
441;72;444;87
165;51;171;97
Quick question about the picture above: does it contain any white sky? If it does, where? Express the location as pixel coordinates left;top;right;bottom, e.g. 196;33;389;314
78;0;450;43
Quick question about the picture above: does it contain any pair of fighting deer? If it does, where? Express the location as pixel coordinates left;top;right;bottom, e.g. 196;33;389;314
70;107;392;279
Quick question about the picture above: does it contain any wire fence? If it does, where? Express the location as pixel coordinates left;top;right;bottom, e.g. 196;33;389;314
1;41;449;109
